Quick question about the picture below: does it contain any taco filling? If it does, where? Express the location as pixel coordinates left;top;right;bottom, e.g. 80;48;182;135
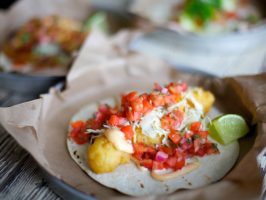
68;82;222;179
67;82;240;196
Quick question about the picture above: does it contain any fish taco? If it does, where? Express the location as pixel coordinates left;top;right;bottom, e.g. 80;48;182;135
67;82;240;196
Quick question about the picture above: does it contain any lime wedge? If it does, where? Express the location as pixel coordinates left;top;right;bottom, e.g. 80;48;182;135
208;114;249;145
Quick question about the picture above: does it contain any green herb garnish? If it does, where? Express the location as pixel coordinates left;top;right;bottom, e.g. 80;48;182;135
182;0;222;27
21;32;30;44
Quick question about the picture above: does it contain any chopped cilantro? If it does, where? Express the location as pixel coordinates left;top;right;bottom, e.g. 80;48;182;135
182;0;222;26
21;32;30;44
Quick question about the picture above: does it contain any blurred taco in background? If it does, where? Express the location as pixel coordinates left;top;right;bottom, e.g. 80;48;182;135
131;0;262;35
0;11;114;74
0;15;87;73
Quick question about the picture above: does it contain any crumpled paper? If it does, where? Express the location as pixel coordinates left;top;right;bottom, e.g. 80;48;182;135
0;31;265;200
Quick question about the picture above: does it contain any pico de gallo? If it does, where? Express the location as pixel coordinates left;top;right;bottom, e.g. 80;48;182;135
69;82;219;180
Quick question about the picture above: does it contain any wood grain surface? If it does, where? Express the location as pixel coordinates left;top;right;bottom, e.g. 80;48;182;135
0;91;61;200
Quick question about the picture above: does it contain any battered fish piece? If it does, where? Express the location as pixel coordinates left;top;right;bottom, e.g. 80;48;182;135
87;136;130;174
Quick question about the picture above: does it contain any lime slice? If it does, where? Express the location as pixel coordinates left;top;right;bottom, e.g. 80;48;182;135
208;114;249;145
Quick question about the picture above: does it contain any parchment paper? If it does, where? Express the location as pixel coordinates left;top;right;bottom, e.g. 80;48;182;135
0;31;265;200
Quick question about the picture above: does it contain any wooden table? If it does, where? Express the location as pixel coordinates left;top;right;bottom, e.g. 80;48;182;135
0;90;61;200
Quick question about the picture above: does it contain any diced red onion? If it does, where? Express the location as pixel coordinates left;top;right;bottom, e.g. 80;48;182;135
176;147;184;153
99;104;108;112
161;88;168;94
119;117;128;125
154;83;163;91
180;138;187;144
155;151;168;162
182;142;192;150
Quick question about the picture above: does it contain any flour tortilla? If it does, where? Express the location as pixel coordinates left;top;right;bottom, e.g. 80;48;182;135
67;97;239;196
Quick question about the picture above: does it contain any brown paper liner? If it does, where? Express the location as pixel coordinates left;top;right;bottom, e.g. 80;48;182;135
0;30;265;199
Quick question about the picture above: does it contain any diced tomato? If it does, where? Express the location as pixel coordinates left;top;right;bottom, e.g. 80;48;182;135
126;110;142;121
198;131;208;139
172;109;184;127
163;94;180;105
152;161;165;170
167;82;187;95
133;143;156;154
184;132;192;139
175;156;185;170
108;115;127;126
161;115;172;130
108;115;120;126
190;121;202;133
161;110;183;131
94;111;104;122
133;151;142;160
70;121;89;144
125;91;138;102
70;130;89;145
193;138;201;152
140;159;153;170
161;115;179;131
133;143;156;160
195;148;206;157
178;83;188;92
153;82;163;91
159;145;173;156
122;92;155;122
165;155;185;171
131;98;144;112
181;138;193;151
149;93;165;107
98;104;116;117
71;121;85;129
133;143;145;153
121;91;138;108
140;93;149;100
86;118;101;130
98;104;109;113
142;99;153;114
168;130;181;144
109;107;120;115
205;143;219;155
131;103;143;113
174;148;185;157
167;83;177;94
165;156;176;168
89;104;119;129
120;125;135;140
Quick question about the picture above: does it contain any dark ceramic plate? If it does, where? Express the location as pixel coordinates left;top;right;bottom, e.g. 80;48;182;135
0;72;65;106
41;168;95;200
